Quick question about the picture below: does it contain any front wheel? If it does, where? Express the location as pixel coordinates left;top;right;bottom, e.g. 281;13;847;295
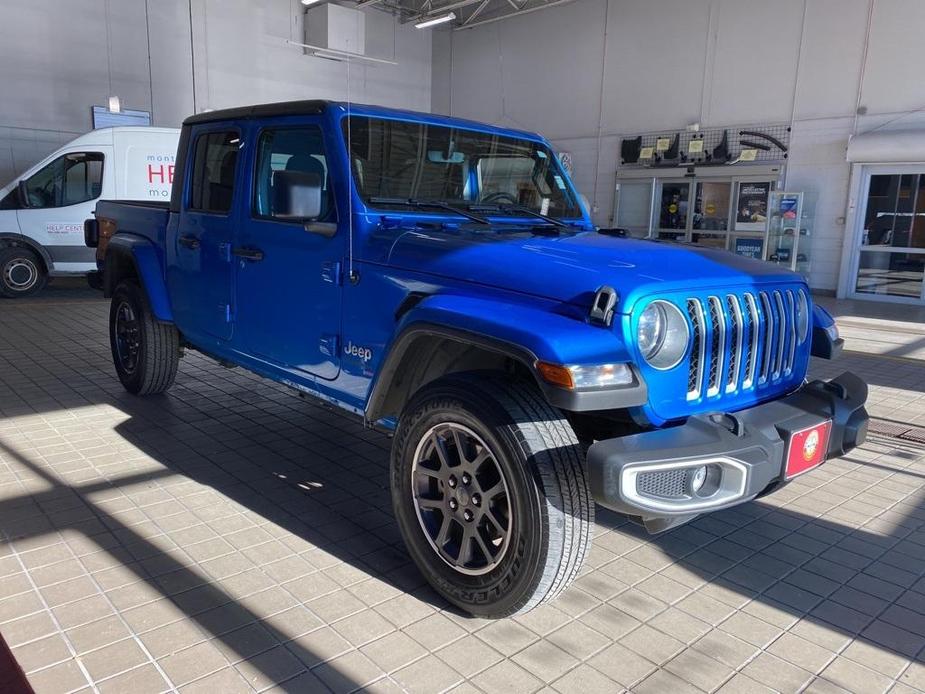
110;280;180;395
0;246;47;298
391;374;593;618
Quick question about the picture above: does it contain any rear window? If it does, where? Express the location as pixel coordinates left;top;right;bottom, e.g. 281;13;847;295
189;131;239;214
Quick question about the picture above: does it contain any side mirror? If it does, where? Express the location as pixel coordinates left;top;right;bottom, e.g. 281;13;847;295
84;218;99;248
272;170;322;220
17;180;30;208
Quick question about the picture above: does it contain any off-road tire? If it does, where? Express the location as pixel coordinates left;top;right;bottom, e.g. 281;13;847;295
110;280;179;395
0;246;47;298
391;373;593;618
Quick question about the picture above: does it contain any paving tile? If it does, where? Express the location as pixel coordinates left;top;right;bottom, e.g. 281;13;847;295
477;619;539;657
65;614;132;654
470;658;543;694
766;632;835;673
314;650;386;693
364;630;430;673
25;658;89;694
619;624;684;665
158;640;231;686
634;668;703;694
180;665;253;693
79;638;150;681
820;655;894;694
393;654;463;693
512;639;580;683
551;663;617;693
692;629;759;669
12;633;72;674
741;652;814;693
2;610;57;647
544;620;610;660
97;663;172;694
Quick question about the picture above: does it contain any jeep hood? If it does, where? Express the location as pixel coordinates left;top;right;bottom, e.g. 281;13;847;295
385;229;803;312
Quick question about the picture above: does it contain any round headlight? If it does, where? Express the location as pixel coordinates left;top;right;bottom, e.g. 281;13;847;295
637;300;689;370
796;290;809;343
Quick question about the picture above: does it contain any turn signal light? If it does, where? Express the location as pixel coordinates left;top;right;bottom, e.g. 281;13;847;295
537;362;574;389
536;362;634;389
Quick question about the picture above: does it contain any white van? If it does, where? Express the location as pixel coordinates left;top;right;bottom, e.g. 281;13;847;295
0;126;180;297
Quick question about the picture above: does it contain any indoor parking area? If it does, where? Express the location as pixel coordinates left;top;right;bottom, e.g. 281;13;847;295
1;1;925;693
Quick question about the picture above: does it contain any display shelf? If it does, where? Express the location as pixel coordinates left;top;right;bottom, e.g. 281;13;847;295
765;191;815;277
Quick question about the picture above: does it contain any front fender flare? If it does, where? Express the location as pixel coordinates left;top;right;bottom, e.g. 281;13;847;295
105;235;173;322
366;294;646;422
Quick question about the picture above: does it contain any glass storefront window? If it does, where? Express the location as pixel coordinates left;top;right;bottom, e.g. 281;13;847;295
855;251;924;298
862;174;925;249
614;180;653;238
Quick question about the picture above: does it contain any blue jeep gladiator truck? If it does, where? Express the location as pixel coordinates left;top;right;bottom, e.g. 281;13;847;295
85;100;868;617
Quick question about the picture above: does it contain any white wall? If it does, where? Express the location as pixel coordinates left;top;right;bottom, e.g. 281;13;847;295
433;0;925;292
0;0;431;183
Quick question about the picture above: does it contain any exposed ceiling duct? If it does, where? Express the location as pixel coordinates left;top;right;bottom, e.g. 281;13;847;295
352;0;584;30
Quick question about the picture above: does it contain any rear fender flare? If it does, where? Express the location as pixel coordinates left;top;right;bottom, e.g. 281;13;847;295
105;235;173;322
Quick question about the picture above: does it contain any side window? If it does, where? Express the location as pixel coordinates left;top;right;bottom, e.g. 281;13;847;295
19;152;104;209
63;153;104;205
189;131;239;214
253;126;333;221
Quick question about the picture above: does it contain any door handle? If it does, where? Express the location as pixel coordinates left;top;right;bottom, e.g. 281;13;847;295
232;247;264;261
178;235;200;250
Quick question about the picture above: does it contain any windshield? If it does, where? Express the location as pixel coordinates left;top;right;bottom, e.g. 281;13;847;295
342;116;582;219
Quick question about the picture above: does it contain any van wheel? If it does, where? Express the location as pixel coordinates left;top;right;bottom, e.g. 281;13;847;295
0;247;47;298
110;280;180;395
391;373;593;618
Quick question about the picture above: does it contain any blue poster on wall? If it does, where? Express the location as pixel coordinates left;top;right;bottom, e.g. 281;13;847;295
734;237;764;259
91;106;151;129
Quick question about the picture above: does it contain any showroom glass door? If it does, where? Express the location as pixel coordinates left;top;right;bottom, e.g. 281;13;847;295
691;180;732;248
655;180;691;240
851;167;925;303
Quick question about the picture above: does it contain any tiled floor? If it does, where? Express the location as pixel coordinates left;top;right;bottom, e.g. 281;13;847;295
0;284;924;693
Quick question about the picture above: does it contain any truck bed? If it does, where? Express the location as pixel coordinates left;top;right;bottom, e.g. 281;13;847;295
95;199;171;247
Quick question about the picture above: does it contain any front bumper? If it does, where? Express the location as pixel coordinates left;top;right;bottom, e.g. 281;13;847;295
587;372;869;533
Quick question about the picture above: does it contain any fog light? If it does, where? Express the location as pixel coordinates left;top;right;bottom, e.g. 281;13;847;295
690;465;707;493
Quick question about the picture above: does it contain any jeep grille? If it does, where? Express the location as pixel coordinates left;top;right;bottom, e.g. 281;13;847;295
685;289;804;401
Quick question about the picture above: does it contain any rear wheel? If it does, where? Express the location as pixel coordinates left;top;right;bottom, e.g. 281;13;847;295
0;246;47;298
391;373;593;617
110;280;180;394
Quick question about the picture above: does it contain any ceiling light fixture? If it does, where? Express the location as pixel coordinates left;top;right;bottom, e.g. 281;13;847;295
301;0;323;5
415;12;456;28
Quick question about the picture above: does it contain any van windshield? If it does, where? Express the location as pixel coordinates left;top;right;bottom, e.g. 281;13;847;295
342;116;581;220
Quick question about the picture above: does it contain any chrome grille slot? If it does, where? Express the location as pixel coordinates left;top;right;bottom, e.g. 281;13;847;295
706;297;725;397
759;291;774;383
785;290;797;375
725;295;743;393
773;291;786;380
742;293;759;389
686;299;705;399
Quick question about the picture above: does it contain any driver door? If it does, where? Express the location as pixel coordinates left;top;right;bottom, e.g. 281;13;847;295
234;120;343;380
16;150;111;269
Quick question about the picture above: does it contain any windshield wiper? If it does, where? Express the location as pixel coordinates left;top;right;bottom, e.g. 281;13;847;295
369;196;489;225
472;202;570;229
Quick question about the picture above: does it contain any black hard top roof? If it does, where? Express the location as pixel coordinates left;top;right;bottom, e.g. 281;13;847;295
183;100;331;126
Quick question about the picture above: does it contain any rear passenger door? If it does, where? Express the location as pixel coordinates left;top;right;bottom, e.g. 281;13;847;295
233;120;343;380
166;127;241;342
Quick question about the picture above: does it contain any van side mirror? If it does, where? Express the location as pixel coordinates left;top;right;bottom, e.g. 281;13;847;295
84;218;99;248
272;170;322;220
17;180;31;208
